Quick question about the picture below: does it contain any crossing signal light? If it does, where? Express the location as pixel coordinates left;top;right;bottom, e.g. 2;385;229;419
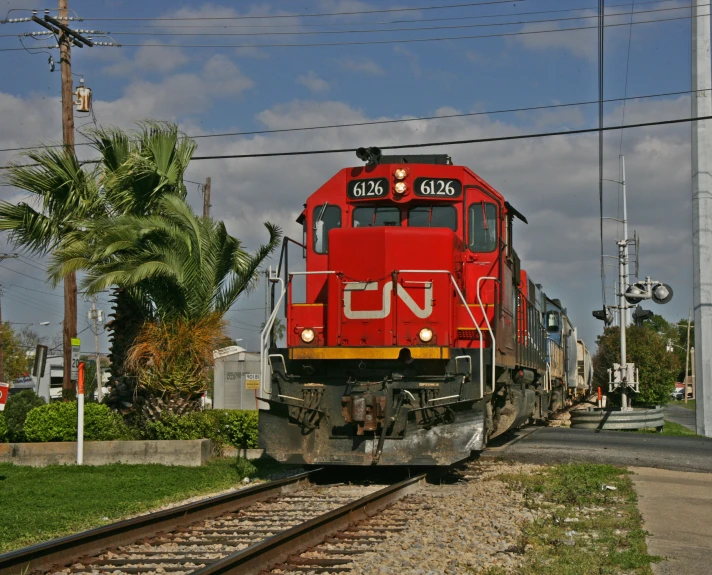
632;305;653;327
592;309;614;326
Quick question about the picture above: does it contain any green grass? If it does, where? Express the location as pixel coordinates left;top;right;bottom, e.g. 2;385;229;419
634;420;698;437
670;399;696;411
483;463;659;575
0;458;290;553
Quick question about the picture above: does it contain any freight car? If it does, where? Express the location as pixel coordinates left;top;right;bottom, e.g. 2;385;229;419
258;150;591;466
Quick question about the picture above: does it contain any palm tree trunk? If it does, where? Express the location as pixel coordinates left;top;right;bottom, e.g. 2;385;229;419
62;271;77;400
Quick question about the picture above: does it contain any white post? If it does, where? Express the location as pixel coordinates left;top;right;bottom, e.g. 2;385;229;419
621;155;630;327
618;240;629;410
692;0;712;437
77;362;84;465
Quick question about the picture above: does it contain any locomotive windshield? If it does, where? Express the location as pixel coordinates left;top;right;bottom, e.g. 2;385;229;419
313;204;341;254
408;205;457;230
468;201;498;252
353;206;401;227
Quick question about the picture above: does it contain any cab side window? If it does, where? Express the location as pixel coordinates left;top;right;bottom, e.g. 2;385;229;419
468;201;498;252
313;204;341;254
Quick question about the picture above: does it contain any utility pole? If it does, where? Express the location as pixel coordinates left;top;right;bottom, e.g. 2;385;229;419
203;177;211;218
685;308;692;404
90;296;103;402
59;0;78;399
692;0;712;437
0;287;4;383
0;254;19;382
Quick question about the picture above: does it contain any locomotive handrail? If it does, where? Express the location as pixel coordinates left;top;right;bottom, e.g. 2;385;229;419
260;272;286;397
398;269;486;398
477;276;498;396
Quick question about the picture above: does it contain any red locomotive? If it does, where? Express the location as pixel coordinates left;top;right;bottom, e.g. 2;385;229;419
259;149;591;466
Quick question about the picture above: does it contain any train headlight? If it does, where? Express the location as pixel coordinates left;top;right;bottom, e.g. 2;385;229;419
394;168;408;180
300;328;315;343
419;327;433;342
394;182;407;194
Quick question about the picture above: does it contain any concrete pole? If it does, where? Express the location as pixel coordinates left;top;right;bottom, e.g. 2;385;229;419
91;296;102;402
621;155;629;327
692;0;712;437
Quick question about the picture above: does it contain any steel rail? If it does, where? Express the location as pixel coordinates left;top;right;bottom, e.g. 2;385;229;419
0;470;318;575
191;473;426;575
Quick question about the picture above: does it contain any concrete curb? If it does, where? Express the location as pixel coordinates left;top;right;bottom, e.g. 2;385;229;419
0;439;213;467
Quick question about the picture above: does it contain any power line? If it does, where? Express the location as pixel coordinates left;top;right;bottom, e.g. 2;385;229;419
0;262;46;282
0;113;707;170
188;114;712;161
80;1;523;21
92;4;712;38
100;14;705;49
0;88;702;155
62;1;692;30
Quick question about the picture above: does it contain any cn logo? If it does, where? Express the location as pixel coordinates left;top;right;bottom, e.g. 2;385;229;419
343;281;433;320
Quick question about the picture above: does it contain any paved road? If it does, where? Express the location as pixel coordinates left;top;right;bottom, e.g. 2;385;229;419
632;467;712;575
484;427;712;472
665;404;696;431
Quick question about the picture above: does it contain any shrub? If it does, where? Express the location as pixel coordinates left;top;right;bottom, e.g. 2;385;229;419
222;410;258;449
142;410;257;449
24;402;136;442
0;413;8;442
4;390;45;442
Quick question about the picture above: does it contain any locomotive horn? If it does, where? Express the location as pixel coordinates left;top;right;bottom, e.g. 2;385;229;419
356;147;370;161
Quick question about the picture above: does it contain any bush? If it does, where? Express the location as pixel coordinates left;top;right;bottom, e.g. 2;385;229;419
23;402;136;442
143;410;257;449
4;390;45;442
0;413;8;442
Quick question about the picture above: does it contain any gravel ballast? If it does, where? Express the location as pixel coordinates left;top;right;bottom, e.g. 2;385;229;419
348;461;540;575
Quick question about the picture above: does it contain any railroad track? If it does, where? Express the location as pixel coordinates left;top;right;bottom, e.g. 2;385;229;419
0;470;424;575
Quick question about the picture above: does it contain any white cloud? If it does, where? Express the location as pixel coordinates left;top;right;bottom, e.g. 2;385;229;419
94;55;253;123
296;71;330;93
104;43;190;76
339;58;385;76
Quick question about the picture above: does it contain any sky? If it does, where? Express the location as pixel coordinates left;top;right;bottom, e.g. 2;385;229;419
0;0;703;357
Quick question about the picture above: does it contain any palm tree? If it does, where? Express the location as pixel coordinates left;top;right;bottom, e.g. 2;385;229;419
0;148;99;398
50;195;281;417
87;121;195;408
0;121;195;403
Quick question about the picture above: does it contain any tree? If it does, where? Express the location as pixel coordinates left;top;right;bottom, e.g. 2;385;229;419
261;317;286;345
50;196;281;418
592;325;680;407
1;323;31;381
0;148;99;398
1;122;196;408
84;121;196;412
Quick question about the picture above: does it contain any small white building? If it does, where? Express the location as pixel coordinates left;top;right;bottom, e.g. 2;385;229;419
212;346;261;411
36;355;65;402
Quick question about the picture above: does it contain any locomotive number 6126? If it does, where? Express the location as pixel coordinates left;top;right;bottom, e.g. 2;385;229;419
347;178;389;199
414;178;462;198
